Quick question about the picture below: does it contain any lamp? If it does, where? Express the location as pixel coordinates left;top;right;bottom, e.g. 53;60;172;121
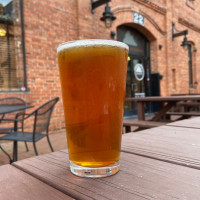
180;34;190;49
172;22;188;49
0;28;6;37
91;0;116;28
172;22;195;88
100;3;116;28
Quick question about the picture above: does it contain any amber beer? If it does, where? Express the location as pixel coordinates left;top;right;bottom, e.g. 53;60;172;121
57;40;128;177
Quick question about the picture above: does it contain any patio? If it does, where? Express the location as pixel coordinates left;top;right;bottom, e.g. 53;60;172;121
0;130;67;166
2;117;200;199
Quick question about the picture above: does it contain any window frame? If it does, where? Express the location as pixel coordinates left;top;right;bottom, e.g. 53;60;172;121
20;0;27;92
0;0;27;92
188;42;197;89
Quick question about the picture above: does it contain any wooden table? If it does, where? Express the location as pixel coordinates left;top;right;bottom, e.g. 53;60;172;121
0;165;72;200
126;95;200;121
2;117;200;199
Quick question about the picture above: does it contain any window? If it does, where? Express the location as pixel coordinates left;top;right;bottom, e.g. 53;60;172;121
188;42;198;88
188;42;197;88
172;69;176;90
0;0;26;92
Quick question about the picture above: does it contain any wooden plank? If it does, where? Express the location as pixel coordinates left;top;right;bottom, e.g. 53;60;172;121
178;102;200;107
123;120;167;128
166;112;200;116
151;102;176;121
167;117;200;129
137;102;145;120
122;125;200;169
0;165;72;200
126;95;200;102
13;150;200;200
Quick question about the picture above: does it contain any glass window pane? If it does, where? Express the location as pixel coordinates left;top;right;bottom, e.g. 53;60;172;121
0;0;25;91
117;25;146;56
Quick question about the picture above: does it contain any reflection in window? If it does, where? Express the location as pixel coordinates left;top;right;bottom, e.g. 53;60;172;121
117;25;146;57
0;0;26;91
123;31;138;47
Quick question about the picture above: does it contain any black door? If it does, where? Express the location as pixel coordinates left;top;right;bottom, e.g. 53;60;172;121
125;56;149;116
117;25;151;117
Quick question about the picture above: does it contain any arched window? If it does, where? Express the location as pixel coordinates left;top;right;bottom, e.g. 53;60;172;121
188;42;197;88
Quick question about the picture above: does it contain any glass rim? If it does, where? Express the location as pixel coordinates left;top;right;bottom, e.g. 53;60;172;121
57;39;129;53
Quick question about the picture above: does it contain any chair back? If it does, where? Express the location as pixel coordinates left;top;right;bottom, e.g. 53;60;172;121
0;97;27;106
33;97;59;135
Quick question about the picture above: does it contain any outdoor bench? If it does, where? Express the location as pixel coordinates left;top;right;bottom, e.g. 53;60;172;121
166;112;200;119
123;119;167;133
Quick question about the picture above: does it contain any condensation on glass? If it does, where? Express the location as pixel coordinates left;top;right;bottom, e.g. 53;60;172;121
0;0;26;92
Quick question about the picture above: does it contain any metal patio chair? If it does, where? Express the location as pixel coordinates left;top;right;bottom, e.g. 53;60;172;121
0;97;59;161
0;97;28;163
0;97;27;134
0;145;13;163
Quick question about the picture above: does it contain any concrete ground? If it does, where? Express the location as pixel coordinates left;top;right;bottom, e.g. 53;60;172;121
0;129;67;166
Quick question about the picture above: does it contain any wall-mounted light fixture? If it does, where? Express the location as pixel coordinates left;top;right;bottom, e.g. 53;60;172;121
91;0;116;28
158;44;162;50
180;34;190;49
110;31;115;39
91;0;111;13
172;22;188;48
100;3;116;28
172;22;196;88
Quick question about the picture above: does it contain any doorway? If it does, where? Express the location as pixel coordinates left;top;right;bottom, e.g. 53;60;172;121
117;25;151;117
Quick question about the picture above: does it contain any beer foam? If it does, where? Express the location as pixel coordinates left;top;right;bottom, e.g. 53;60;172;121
57;39;129;53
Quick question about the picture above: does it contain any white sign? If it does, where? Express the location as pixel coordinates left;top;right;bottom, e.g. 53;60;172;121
135;93;145;98
133;12;144;26
134;63;145;81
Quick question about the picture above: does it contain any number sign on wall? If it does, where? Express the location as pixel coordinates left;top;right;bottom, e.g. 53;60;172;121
133;12;144;26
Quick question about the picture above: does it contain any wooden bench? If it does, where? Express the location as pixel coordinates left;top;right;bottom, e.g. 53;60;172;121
166;111;200;120
178;102;200;106
123;119;167;133
166;112;200;117
177;102;200;111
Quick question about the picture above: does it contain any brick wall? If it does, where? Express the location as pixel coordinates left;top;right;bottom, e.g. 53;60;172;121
1;0;200;132
169;0;200;95
25;0;79;131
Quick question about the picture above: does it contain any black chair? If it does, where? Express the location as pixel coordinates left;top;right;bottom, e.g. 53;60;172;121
0;97;59;161
0;97;27;134
0;145;13;163
0;97;28;163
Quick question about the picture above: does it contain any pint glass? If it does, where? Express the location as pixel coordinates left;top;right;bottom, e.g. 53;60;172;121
57;39;128;177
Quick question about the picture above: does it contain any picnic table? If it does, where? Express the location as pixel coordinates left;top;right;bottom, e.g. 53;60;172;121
1;117;200;199
126;95;200;121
